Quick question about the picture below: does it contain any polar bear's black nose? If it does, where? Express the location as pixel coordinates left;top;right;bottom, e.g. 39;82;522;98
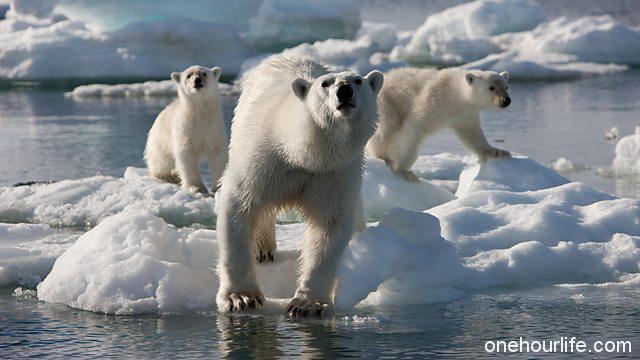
194;77;203;87
337;84;353;102
500;96;511;108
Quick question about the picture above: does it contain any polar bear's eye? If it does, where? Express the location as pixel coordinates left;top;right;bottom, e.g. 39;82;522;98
355;79;362;85
505;86;509;90
322;80;331;88
202;73;207;77
489;86;495;91
187;74;192;79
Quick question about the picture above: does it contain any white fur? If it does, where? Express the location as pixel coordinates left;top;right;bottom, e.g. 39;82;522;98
144;65;227;194
216;55;383;316
367;67;511;181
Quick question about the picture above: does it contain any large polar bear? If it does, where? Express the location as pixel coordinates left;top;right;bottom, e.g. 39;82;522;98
144;65;227;194
367;67;511;181
216;55;383;317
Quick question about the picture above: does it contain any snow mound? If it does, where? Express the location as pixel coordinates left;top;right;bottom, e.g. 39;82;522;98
0;167;215;227
0;223;75;288
391;0;543;65
612;127;640;175
465;15;640;79
362;158;456;220
37;207;462;314
520;16;640;66
244;0;360;51
456;156;569;197
67;81;240;98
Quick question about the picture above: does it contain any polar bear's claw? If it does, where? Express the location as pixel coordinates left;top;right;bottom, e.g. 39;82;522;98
225;291;264;313
286;298;329;318
256;251;274;263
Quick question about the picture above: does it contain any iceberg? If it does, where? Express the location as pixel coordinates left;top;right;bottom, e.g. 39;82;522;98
244;0;360;51
390;0;543;66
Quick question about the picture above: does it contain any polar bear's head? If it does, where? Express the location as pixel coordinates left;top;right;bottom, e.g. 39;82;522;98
291;70;384;130
171;65;221;99
465;70;511;109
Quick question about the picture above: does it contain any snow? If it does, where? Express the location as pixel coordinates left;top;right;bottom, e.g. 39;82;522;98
0;3;253;79
67;81;240;98
549;157;575;172
362;158;455;220
0;223;76;288
0;167;216;227
455;156;569;197
2;1;640;81
612;127;640;175
29;155;640;314
244;0;360;51
390;0;543;66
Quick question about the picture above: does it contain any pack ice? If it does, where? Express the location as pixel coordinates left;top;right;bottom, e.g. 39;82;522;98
29;156;640;314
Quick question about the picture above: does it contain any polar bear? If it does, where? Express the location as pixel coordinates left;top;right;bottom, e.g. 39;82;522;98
366;67;511;181
216;55;383;317
144;65;227;194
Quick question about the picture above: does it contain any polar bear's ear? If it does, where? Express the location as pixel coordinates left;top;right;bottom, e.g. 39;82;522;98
500;71;509;83
292;78;311;100
211;67;221;80
170;72;181;84
465;73;475;85
365;70;384;95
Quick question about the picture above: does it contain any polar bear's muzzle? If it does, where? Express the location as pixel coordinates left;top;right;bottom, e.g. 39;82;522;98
336;83;355;110
498;96;511;108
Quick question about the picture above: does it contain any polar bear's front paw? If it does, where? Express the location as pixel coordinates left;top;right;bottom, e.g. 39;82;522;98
218;290;264;313
286;298;332;318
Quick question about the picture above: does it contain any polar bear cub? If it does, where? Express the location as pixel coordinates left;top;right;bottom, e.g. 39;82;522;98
144;65;227;194
367;67;511;181
216;55;383;317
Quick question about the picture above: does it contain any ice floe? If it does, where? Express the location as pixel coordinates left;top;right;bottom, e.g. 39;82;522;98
29;156;640;314
612;127;640;175
0;167;216;227
244;0;360;51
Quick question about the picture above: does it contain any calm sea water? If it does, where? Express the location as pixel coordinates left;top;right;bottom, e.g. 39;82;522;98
2;285;640;358
1;71;639;197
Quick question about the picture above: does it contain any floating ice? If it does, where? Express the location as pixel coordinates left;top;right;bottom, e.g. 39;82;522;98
242;21;403;76
0;7;253;79
67;81;240;98
362;158;456;220
34;156;640;314
549;157;575;172
612;127;640;175
244;0;360;51
390;0;543;66
455;156;569;197
0;222;75;288
465;15;640;79
0;167;216;227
